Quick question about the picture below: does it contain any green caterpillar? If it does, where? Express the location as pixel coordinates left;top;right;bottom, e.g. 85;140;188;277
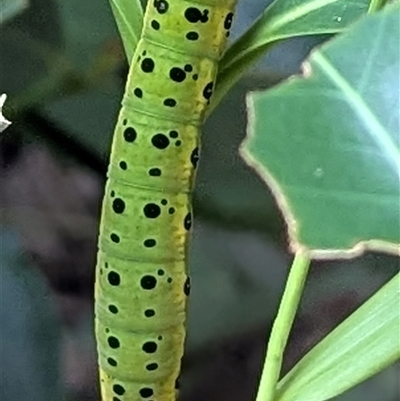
95;1;238;400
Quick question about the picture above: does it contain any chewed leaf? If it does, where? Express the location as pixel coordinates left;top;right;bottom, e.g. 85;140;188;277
0;94;11;133
242;6;400;258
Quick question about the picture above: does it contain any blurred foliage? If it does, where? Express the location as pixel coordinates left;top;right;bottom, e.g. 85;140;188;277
0;227;63;401
0;0;29;24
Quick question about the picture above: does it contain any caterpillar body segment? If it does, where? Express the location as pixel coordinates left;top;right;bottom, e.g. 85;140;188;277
95;1;238;400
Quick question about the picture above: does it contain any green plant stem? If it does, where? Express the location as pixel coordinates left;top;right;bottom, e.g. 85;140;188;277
255;251;311;401
368;0;389;12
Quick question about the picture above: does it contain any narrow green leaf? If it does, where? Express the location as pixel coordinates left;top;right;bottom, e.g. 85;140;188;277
243;6;400;257
221;0;369;74
276;272;400;401
368;0;391;12
210;0;370;116
109;0;143;62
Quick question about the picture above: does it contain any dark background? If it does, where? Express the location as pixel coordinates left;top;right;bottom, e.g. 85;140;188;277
1;0;399;400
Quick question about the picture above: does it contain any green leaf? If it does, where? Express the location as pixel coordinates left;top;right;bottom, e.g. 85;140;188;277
242;6;400;257
210;0;370;116
276;272;400;401
109;0;143;61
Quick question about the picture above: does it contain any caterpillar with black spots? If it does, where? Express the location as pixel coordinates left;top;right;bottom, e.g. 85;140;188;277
95;1;238;400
